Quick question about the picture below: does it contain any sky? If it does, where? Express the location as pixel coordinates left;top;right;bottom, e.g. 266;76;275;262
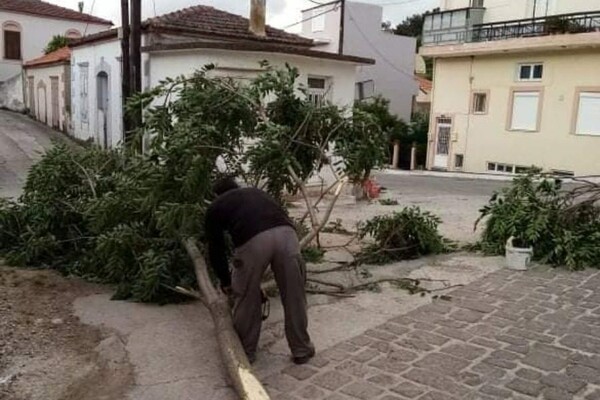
45;0;439;32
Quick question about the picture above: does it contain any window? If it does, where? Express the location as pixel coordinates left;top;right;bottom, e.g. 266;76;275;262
65;29;82;39
509;90;541;131
487;162;521;174
3;22;22;60
454;154;464;169
79;64;89;123
471;0;485;7
574;91;600;136
307;77;329;106
311;9;325;32
518;63;543;81
472;91;488;114
355;80;375;100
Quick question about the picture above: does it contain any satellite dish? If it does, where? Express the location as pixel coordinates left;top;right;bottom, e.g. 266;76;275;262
415;54;427;74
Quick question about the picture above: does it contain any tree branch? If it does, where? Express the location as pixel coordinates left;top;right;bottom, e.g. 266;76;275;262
300;178;348;249
288;165;318;229
182;239;270;400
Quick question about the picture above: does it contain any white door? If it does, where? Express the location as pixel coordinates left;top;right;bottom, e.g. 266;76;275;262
434;117;452;169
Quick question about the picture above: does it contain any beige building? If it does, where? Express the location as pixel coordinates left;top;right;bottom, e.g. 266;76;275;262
422;0;600;176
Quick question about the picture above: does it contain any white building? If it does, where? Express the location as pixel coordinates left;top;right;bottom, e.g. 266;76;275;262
300;1;419;121
0;0;112;110
70;5;373;148
23;47;71;132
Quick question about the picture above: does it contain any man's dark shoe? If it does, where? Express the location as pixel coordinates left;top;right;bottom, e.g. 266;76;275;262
292;349;315;365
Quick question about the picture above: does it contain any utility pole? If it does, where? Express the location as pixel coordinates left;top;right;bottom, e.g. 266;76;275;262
130;0;142;147
120;0;131;138
533;0;538;19
338;0;345;54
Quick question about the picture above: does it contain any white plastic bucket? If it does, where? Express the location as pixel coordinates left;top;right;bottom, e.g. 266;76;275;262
505;237;533;271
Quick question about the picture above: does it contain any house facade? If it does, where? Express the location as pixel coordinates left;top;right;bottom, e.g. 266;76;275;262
69;5;373;149
0;0;111;110
23;47;71;132
422;0;600;176
300;1;419;122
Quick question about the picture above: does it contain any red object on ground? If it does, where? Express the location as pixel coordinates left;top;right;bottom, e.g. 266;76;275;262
364;179;381;199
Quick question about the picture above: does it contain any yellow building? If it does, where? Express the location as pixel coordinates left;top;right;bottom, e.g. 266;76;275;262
421;0;600;176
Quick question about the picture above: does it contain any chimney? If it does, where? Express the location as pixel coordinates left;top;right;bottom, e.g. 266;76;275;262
249;0;266;37
78;1;84;12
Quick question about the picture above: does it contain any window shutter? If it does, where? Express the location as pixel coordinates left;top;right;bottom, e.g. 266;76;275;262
511;91;539;131
4;30;21;60
576;92;600;136
312;10;325;32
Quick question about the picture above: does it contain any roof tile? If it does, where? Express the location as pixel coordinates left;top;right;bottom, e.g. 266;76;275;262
0;0;112;25
24;46;70;68
145;5;313;46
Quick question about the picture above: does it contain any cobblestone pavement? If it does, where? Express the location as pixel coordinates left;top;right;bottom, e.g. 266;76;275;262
264;267;600;400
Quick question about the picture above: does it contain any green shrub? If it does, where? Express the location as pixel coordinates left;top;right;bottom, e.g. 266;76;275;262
358;207;449;264
0;64;391;303
476;171;600;270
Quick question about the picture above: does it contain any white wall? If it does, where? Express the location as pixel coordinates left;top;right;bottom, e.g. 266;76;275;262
0;11;110;81
71;40;122;147
344;2;418;121
301;2;342;52
24;64;69;132
301;2;418;121
149;49;357;109
0;72;23;110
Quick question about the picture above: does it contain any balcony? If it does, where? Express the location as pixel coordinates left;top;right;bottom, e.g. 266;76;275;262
422;7;486;46
472;11;600;42
422;10;600;47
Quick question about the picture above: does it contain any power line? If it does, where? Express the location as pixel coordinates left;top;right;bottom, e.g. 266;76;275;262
284;3;340;29
83;0;97;36
346;7;416;80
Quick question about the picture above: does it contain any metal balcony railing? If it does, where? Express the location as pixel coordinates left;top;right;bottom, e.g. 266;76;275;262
422;10;600;46
472;11;600;42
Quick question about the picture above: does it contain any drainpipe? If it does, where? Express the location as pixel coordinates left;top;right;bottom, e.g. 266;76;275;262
249;0;266;37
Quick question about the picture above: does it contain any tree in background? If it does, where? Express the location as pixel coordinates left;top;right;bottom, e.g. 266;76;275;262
44;35;69;54
355;96;430;169
388;8;439;79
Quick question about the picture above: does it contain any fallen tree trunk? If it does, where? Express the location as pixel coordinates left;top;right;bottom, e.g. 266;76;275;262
183;238;270;400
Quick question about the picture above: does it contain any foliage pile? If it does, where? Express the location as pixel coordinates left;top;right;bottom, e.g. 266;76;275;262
358;207;449;264
476;172;600;270
0;64;389;302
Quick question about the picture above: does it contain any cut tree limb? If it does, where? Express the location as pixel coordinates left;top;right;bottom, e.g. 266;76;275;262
183;238;270;400
300;178;348;249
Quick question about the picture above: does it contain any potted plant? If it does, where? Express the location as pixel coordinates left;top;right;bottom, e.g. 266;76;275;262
505;236;533;270
475;171;563;271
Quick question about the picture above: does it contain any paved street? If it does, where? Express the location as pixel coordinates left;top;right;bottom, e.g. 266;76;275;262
265;267;600;400
375;172;509;198
0;110;72;199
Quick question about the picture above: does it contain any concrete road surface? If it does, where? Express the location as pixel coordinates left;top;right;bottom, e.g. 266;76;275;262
0;110;72;199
